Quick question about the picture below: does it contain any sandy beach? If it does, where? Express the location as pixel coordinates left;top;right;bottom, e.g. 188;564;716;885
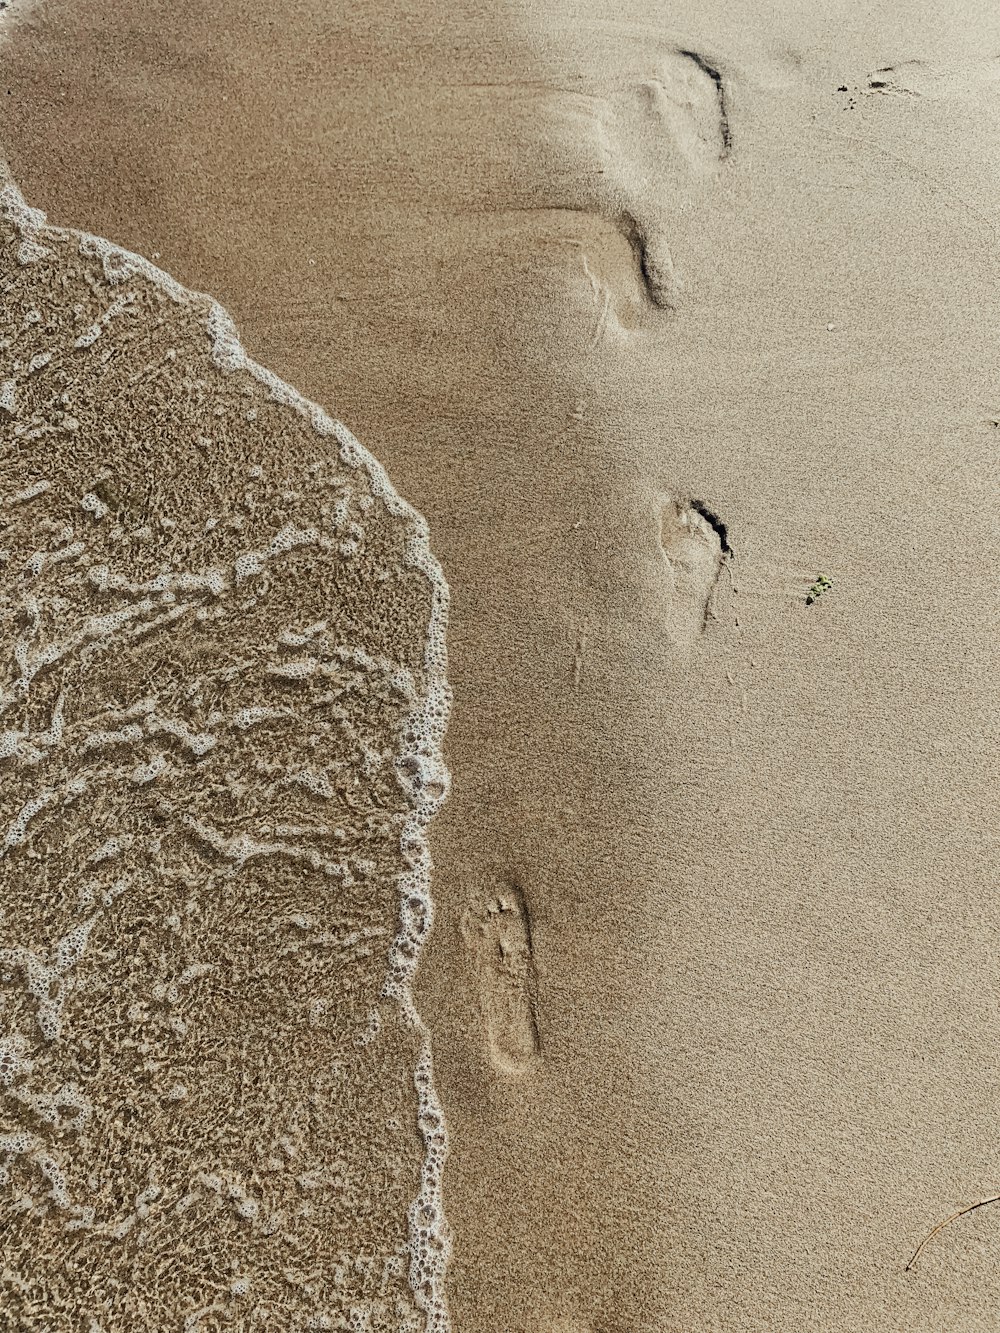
1;0;999;1329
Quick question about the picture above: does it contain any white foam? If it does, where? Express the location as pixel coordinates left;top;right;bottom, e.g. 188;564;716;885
6;478;50;505
229;705;290;730
80;492;108;520
131;753;168;785
0;165;454;1328
1;788;55;854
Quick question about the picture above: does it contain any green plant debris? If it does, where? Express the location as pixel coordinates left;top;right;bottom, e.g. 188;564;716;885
806;572;833;605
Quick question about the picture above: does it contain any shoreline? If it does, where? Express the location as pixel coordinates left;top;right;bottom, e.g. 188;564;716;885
2;0;999;1327
1;162;455;1329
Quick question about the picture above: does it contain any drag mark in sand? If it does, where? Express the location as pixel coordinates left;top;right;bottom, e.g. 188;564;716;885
0;168;452;1332
462;885;542;1075
572;616;590;688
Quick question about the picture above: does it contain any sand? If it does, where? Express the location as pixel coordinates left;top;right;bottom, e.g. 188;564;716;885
1;0;999;1330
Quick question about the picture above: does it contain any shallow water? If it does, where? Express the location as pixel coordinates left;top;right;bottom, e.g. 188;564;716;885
0;173;452;1332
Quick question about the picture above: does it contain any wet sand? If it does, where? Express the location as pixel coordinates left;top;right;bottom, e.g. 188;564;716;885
0;173;451;1329
2;0;1000;1329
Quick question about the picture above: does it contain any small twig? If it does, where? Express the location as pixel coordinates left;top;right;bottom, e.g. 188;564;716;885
905;1195;1000;1271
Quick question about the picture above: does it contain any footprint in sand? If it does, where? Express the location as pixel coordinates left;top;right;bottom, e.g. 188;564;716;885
626;48;731;174
594;46;730;183
865;57;1000;99
580;47;731;313
474;45;731;319
659;497;729;646
461;886;541;1075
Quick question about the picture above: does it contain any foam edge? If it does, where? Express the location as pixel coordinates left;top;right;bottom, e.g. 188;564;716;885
0;162;454;1333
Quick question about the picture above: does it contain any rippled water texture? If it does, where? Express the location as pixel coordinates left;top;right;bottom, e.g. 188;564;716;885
0;173;452;1332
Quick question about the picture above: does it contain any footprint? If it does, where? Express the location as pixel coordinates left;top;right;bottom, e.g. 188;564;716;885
615;209;680;311
515;44;731;316
668;48;732;167
659;497;729;646
586;47;729;310
601;48;730;178
865;57;1000;99
461;885;541;1075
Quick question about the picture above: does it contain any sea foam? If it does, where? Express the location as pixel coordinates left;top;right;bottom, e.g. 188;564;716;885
0;162;452;1331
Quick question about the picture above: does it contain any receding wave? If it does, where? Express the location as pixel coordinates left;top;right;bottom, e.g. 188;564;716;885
0;167;452;1332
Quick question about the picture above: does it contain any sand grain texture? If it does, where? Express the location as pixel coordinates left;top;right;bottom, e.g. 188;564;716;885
2;0;1000;1330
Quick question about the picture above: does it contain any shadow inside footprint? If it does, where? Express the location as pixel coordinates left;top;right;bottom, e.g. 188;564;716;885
461;885;541;1076
659;497;728;646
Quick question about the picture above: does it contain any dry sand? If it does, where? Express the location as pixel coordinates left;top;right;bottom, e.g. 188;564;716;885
1;0;999;1330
